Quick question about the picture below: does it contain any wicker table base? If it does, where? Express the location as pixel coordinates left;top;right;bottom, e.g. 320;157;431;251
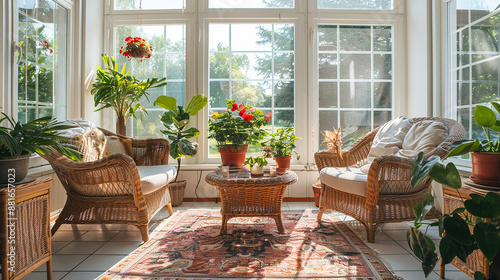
205;169;298;234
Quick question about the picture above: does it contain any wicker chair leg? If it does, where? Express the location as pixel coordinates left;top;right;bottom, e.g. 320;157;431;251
51;219;64;236
47;258;53;280
317;207;325;221
274;215;284;234
138;225;149;242
365;224;377;243
166;202;173;215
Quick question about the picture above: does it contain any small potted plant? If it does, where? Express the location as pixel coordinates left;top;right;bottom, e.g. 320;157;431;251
119;36;153;60
154;94;208;206
245;156;268;176
208;99;271;167
449;101;500;186
266;127;300;173
91;54;167;136
0;114;81;184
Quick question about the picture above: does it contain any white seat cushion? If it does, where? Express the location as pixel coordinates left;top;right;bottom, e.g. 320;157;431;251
320;167;367;197
137;165;177;194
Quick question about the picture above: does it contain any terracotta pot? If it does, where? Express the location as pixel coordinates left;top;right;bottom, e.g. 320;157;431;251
312;183;321;207
274;155;291;173
470;152;500;186
218;145;248;168
0;154;30;185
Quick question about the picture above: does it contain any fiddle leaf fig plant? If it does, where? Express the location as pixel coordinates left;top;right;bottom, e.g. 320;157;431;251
408;151;500;279
154;94;208;182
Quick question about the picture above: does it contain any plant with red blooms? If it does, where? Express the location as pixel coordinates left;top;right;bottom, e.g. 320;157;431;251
208;99;271;150
119;36;153;61
43;40;53;53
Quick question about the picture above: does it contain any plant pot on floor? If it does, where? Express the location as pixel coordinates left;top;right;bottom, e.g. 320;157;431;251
169;180;186;206
274;155;291;173
470;152;500;186
218;145;248;168
312;183;322;207
0;154;30;185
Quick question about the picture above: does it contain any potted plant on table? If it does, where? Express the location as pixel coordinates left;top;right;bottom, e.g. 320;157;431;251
408;151;500;280
154;94;208;206
448;101;500;186
91;54;167;136
0;114;81;184
208;99;271;168
266;127;300;173
245;156;268;176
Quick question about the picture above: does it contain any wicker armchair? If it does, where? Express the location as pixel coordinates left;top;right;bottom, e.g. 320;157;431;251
41;128;175;242
315;117;464;242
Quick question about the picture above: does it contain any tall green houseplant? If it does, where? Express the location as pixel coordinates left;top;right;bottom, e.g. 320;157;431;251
91;54;167;135
154;94;208;182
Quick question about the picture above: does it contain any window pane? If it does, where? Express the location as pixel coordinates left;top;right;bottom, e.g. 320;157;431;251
318;25;394;150
114;0;185;10
209;0;294;9
115;24;186;138
208;23;295;157
449;0;500;142
18;0;67;123
319;0;392;10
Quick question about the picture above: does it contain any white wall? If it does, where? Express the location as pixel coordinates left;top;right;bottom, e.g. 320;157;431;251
406;0;433;117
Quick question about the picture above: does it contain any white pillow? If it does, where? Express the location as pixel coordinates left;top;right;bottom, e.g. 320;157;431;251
367;116;414;163
397;120;448;158
58;118;97;137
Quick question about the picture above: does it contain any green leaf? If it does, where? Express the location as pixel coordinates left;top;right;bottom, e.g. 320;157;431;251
178;139;198;157
447;139;483;157
443;214;474;246
415;193;435;224
169;141;181;159
473;222;500;262
154;96;177;113
411;152;440;187
185;94;208;116
490;101;500;115
439;235;458;264
428;162;462;189
181;127;201;139
474;105;497;127
474;271;488;280
465;192;500;219
407;227;438;277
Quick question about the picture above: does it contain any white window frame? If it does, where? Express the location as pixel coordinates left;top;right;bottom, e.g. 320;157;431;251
105;0;406;166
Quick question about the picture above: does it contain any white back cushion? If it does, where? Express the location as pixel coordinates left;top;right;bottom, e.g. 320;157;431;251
367;116;414;162
397;120;448;158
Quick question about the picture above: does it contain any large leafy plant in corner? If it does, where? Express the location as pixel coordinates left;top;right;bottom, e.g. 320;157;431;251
91;54;167;136
0;114;81;161
408;151;500;280
154;94;208;182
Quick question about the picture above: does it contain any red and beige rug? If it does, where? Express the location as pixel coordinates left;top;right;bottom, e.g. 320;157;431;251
99;209;399;279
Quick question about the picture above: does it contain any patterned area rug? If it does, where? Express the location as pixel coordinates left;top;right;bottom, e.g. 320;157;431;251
99;209;399;279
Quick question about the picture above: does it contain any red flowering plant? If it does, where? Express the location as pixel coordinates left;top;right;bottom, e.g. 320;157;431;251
42;41;53;53
208;99;272;151
119;36;153;60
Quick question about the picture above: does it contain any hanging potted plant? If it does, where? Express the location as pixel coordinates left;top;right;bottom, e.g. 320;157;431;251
245;156;268;176
208;99;271;168
91;54;167;136
0;114;81;184
120;36;153;61
154;94;208;206
266;127;300;173
448;101;500;186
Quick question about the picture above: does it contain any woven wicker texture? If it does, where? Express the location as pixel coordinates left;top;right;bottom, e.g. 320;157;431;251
40;128;173;242
315;117;465;242
205;170;298;234
1;178;53;280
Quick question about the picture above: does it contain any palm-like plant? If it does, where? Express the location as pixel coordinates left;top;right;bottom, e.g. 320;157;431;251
91;54;167;135
0;114;81;160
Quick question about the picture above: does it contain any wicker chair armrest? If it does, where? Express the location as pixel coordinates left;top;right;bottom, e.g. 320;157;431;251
132;138;171;166
365;155;431;209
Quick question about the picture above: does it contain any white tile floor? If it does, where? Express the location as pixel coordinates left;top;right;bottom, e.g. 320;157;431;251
23;202;471;280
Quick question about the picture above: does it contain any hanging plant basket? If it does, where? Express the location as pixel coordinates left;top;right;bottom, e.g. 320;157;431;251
120;36;153;60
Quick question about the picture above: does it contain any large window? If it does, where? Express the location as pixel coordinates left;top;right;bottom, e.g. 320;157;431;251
208;23;295;156
448;0;500;147
317;25;394;148
17;0;68;123
113;25;186;138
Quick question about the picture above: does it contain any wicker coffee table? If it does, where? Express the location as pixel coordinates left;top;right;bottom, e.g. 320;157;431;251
205;169;298;234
